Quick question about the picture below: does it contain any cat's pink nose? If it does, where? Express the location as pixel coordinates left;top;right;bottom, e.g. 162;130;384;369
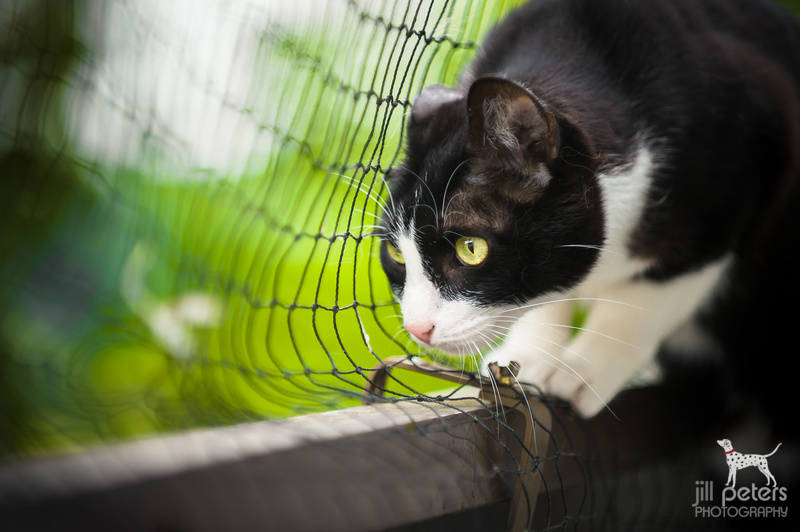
406;323;434;344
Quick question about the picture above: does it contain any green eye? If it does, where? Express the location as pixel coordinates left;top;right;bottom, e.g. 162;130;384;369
455;236;488;266
386;242;405;264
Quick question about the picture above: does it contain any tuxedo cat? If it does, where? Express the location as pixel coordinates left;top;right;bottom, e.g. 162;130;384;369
379;0;800;418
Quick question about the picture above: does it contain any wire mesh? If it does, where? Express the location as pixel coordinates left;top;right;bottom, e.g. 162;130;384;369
1;1;798;531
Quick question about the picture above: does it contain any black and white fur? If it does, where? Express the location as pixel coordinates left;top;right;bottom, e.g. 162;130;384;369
379;0;800;418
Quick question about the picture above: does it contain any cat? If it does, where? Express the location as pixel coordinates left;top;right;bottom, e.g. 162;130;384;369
378;0;800;420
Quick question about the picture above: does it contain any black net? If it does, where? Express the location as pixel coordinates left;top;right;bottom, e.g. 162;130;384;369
1;0;522;452
1;1;797;531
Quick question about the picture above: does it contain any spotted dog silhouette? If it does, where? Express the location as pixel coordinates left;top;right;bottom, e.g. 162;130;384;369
717;439;782;488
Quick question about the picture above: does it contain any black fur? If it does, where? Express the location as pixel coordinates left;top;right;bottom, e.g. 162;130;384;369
381;0;800;432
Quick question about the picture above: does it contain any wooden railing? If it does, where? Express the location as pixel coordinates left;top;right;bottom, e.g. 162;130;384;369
0;359;789;531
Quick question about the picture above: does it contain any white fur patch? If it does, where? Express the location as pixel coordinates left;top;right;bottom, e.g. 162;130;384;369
395;232;440;334
395;231;514;354
580;145;655;291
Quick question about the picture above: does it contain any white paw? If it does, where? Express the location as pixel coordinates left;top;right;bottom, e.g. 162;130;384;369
480;348;612;418
540;360;611;417
478;346;518;377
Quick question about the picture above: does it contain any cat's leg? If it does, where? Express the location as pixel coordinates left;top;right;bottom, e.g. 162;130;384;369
540;257;730;417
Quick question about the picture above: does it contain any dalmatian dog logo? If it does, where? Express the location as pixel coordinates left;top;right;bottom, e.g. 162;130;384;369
716;439;782;488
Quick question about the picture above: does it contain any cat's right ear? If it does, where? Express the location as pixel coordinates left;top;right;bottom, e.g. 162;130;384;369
466;77;560;183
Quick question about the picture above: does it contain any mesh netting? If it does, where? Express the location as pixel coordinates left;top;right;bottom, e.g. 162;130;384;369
2;2;797;531
0;0;527;457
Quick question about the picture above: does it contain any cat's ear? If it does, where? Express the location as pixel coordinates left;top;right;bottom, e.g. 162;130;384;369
466;77;560;178
409;84;463;126
404;85;464;159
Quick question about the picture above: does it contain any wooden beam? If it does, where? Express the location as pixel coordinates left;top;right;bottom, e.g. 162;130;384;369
0;397;548;531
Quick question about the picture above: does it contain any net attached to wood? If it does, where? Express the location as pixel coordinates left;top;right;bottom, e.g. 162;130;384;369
1;1;796;531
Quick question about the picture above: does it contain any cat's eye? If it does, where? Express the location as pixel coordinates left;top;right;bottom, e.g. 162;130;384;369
385;242;405;265
455;236;489;266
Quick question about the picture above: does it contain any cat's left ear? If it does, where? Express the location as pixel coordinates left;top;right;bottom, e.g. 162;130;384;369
466;77;560;179
404;84;464;157
410;84;462;126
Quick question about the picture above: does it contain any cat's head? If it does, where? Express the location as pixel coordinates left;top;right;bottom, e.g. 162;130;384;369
380;77;604;355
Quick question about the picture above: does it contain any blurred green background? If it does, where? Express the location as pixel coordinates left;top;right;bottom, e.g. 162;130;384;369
2;0;799;458
0;0;526;457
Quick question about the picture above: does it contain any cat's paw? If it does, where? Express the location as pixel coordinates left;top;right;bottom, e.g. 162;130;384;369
536;360;613;417
480;349;612;417
478;348;518;378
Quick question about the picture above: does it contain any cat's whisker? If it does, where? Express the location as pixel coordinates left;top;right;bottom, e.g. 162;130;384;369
556;244;626;257
352;224;387;236
443;210;469;225
469;352;481;385
390;323;411;346
334;173;391;213
344;181;396;226
438;235;460;252
363;232;389;240
499;296;647;314
473;332;508;436
466;313;618;418
411;203;440;223
390;329;406;345
532;322;640;348
471;339;507;431
441;159;471;225
510;340;619;420
443;191;469;224
352;209;383;221
403;337;420;356
416;224;440;237
331;171;382;197
476;317;639;349
442;229;471;240
365;169;398;217
507;370;539;458
475;329;503;352
397;165;440;228
481;323;594;365
461;337;476;359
